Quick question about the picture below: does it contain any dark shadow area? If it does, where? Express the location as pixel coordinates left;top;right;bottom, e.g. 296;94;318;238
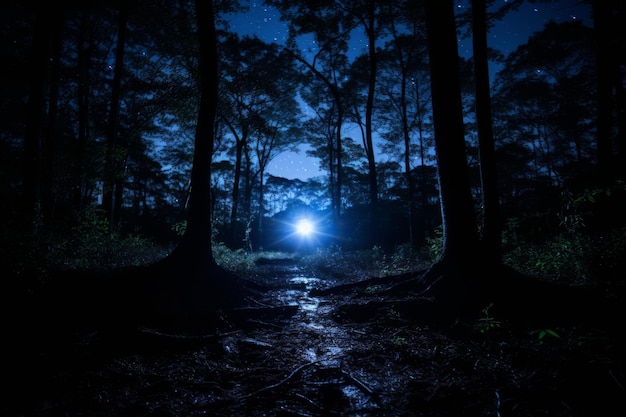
3;256;625;416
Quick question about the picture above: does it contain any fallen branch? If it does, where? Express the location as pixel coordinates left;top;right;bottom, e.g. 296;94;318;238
206;358;333;410
237;358;327;401
340;370;379;403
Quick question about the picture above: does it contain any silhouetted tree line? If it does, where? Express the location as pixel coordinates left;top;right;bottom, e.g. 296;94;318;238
1;0;625;272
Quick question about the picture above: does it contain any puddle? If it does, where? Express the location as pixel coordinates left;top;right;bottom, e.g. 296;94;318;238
279;277;322;312
276;289;300;306
301;345;344;364
298;295;319;311
289;276;320;288
277;271;372;411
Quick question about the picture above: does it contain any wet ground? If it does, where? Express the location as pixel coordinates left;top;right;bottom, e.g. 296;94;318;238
4;257;626;416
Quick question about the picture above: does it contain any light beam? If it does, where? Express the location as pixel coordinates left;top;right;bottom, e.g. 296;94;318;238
295;218;314;236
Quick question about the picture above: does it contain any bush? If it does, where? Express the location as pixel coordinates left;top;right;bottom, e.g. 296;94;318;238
212;242;255;274
50;206;167;271
503;236;592;283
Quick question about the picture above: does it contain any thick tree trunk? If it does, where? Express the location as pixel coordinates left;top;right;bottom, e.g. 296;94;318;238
141;0;246;331
592;0;614;182
471;0;502;263
22;11;52;234
173;0;219;259
417;0;483;319
424;0;479;262
102;3;127;227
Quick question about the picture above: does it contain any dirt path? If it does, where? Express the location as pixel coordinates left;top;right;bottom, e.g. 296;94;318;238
232;259;383;415
5;257;625;416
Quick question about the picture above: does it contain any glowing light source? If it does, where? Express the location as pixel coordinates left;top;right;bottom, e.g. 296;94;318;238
295;218;314;236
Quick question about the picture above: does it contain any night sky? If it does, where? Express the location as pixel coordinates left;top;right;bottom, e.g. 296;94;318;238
226;1;593;180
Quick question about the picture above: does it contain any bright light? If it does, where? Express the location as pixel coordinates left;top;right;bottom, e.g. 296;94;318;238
295;218;314;236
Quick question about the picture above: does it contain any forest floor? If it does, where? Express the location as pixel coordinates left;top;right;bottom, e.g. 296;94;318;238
3;255;626;417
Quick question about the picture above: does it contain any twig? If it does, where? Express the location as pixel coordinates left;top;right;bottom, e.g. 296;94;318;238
340;370;380;403
237;359;325;400
206;357;335;410
136;326;241;340
609;369;626;392
293;392;323;411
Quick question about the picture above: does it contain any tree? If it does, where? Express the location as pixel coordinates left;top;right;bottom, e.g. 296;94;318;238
21;4;64;235
219;35;298;248
342;0;384;244
269;0;353;227
297;57;347;227
414;0;483;318
142;0;247;330
376;1;431;245
592;0;626;182
492;20;597;194
101;1;129;228
253;119;301;250
411;0;616;326
361;0;381;234
470;0;502;263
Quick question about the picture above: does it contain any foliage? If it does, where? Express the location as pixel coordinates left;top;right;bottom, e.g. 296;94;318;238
533;328;561;344
591;224;626;279
172;220;187;237
503;184;626;284
475;302;502;334
387;243;428;274
1;2;621;305
421;225;443;264
212;242;256;274
503;235;592;282
299;243;429;278
50;207;167;272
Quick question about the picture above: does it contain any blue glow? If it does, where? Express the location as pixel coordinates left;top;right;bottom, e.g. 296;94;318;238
295;218;315;236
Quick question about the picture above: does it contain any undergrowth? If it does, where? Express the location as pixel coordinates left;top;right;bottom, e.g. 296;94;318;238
5;184;624;291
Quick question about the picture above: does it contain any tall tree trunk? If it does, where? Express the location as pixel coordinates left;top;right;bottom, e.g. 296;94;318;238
592;0;626;181
417;0;482;318
401;71;415;244
175;0;219;260
424;0;479;262
386;4;418;245
227;127;244;247
471;0;502;263
22;9;54;235
617;73;626;181
258;167;266;250
591;0;614;182
102;2;128;227
335;105;344;227
365;0;379;241
75;13;91;211
143;0;247;331
40;12;62;230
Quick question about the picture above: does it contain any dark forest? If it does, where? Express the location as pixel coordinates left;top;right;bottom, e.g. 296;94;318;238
1;0;625;415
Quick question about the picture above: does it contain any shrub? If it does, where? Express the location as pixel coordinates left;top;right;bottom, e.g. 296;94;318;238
51;206;166;271
212;241;255;274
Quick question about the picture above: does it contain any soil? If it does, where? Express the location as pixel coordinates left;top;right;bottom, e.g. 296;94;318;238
3;257;625;417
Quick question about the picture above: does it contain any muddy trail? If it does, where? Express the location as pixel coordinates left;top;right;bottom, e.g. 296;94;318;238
4;257;625;416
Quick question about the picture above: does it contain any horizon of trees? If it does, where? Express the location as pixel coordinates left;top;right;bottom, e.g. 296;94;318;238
1;0;624;260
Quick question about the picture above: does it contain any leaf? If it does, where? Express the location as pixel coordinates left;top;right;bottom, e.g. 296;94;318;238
544;328;561;339
537;328;560;341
